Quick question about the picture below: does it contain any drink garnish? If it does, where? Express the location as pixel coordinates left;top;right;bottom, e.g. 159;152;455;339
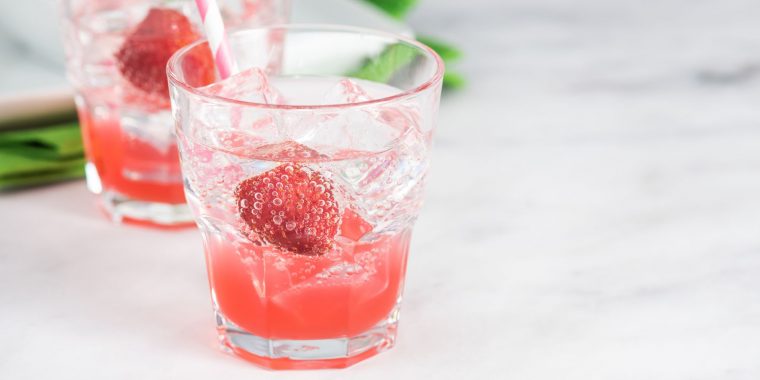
116;8;215;98
235;163;341;255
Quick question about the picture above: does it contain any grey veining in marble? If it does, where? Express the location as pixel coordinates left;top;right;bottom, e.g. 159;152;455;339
2;0;760;379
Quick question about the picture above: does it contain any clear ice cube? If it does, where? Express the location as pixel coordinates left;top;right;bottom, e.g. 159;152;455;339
324;104;429;235
120;107;176;154
246;140;328;161
288;80;400;153
194;68;287;151
322;78;372;105
202;67;284;105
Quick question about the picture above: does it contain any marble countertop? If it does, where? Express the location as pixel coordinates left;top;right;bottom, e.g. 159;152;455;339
3;0;760;378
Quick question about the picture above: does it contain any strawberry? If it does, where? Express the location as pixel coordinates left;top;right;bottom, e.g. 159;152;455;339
235;163;341;255
115;8;215;98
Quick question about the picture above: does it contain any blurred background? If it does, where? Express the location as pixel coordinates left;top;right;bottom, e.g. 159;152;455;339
3;0;760;378
0;0;429;92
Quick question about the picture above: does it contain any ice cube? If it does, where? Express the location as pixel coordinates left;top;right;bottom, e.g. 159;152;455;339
194;69;285;149
292;79;410;151
339;209;373;241
202;67;284;105
120;107;176;154
289;106;402;154
247;140;328;161
269;244;386;310
325;118;429;234
322;78;372;105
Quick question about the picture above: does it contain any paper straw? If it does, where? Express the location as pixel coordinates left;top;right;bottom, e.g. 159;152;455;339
194;0;238;79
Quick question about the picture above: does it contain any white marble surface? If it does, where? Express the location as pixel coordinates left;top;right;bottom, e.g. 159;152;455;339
3;0;760;378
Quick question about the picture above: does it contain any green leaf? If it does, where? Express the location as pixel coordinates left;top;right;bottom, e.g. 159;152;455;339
361;0;418;19
348;43;420;83
416;35;463;62
443;71;466;89
417;36;465;90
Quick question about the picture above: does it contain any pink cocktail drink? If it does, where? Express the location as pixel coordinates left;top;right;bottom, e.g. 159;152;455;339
61;0;288;226
169;26;444;368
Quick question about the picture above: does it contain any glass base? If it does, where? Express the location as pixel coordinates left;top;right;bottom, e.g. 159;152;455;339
215;307;400;369
98;190;194;228
85;162;194;228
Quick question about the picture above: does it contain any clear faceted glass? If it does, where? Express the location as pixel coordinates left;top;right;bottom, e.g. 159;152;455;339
168;25;443;369
60;0;289;226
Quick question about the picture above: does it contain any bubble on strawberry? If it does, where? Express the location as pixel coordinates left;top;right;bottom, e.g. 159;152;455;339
235;163;341;255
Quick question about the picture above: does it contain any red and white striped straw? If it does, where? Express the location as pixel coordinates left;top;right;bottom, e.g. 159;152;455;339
194;0;238;79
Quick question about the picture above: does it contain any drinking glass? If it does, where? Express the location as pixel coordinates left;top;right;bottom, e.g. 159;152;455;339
168;24;443;368
60;0;289;226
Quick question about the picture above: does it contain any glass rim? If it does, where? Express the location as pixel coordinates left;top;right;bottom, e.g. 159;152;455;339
167;23;445;110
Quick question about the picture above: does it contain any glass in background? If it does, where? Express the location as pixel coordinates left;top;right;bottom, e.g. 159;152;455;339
60;0;289;226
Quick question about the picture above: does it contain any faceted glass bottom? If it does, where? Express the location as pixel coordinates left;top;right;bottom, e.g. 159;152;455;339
215;304;401;369
86;162;194;228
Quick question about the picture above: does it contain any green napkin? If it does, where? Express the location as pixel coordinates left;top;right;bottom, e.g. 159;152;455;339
0;121;85;190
